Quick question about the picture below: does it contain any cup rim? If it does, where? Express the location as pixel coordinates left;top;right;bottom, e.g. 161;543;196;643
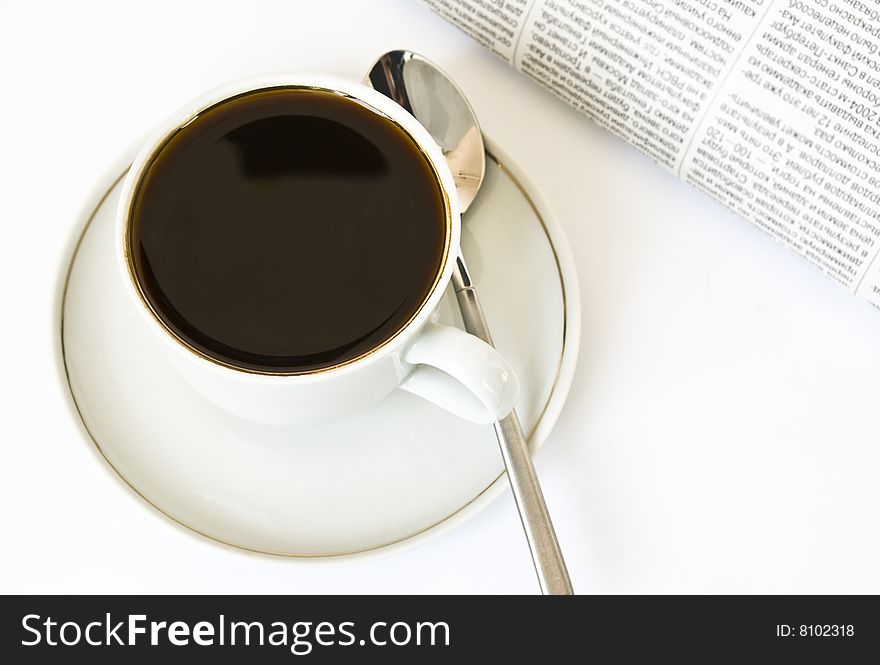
116;73;461;383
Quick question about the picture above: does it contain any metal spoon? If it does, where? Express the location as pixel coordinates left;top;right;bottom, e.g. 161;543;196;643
366;51;573;595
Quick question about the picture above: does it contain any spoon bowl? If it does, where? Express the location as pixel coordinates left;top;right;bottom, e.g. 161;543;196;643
367;50;485;213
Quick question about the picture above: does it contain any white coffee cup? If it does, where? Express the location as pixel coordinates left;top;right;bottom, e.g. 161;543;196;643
115;73;519;425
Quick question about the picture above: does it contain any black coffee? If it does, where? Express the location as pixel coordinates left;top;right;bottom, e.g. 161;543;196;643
129;87;447;373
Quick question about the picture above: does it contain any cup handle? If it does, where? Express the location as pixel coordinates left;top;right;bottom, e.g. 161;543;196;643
399;321;520;424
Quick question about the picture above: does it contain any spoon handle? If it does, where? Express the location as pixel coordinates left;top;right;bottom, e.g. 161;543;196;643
452;256;574;595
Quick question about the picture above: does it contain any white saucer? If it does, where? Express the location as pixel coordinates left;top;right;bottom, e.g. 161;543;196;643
59;138;581;559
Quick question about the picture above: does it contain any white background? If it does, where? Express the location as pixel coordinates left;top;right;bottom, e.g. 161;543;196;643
2;0;879;594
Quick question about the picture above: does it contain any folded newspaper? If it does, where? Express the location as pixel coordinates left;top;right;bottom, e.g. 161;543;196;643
423;0;880;309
